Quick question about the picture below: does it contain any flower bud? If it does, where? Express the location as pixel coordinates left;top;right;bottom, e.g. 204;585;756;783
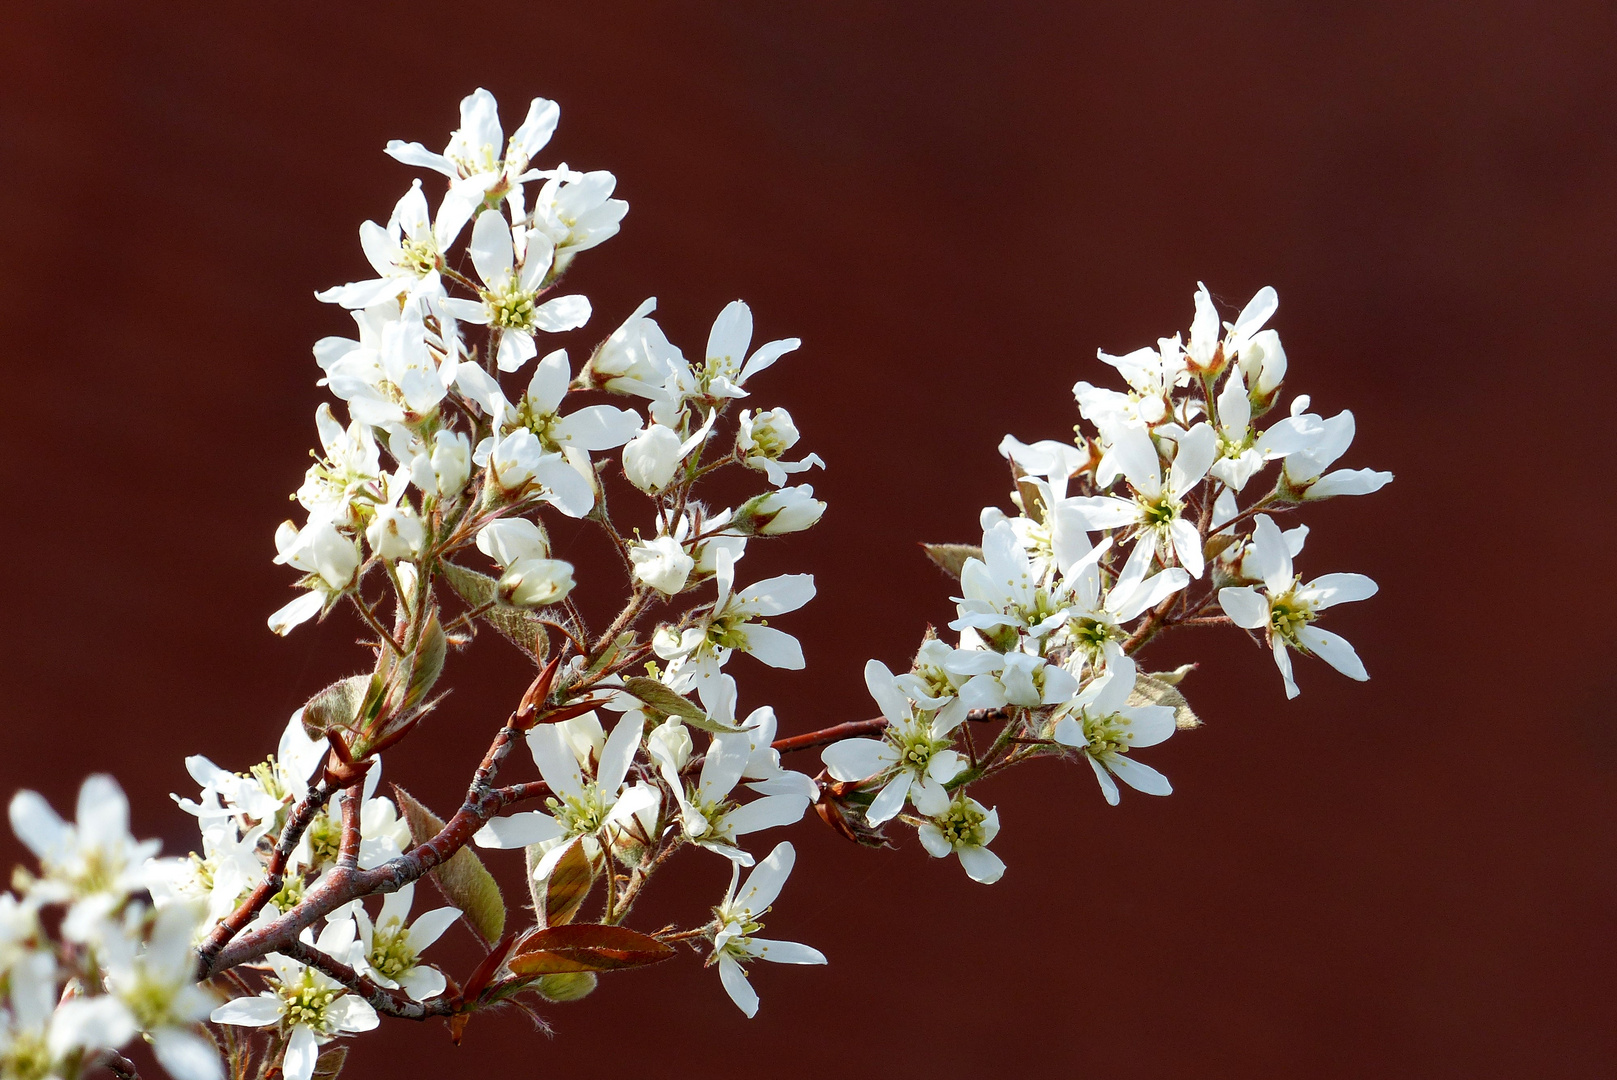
737;485;826;535
366;503;424;561
622;424;682;493
489;428;547;493
476;518;549;567
1238;329;1287;399
646;717;693;772
497;557;575;607
555;712;605;770
534;971;597;1002
628;535;694;594
431;429;473;496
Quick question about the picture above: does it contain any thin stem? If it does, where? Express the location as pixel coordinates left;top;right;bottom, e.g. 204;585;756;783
195;782;333;974
205;716;526;976
352;595;406;657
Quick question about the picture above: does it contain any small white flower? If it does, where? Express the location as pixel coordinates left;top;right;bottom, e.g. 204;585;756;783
0;952;137;1078
1280;409;1394;500
350;883;458;1002
709;841;826;1018
1065;421;1218;578
950;519;1077;644
475;712;660;877
8;775;161;941
410;429;473;501
211;950;378;1080
736;407;823;486
365;470;423;561
1217;514;1378;698
650;723;811;865
315;180;471;310
515;349;641;453
439;210;590;372
621;410;717;495
653;547;815;688
1051;654;1176;805
916;792;1005;884
629;534;695;595
477;426;594;517
100;902;223;1080
527;167;629;275
821;660;967;825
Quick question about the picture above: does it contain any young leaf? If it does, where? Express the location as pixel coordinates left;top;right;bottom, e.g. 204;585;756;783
619;676;741;733
311;1045;348;1080
507;924;675;975
539;838;595;928
1130;673;1202;730
439;561;549;659
402;611;447;711
300;675;371;739
920;543;983;582
393;784;506;943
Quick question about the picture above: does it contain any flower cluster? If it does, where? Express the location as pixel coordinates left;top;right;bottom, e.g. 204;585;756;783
4;777;220;1080
0;86;1389;1080
819;283;1390;875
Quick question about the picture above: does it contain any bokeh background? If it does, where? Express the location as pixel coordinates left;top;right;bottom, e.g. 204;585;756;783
3;2;1613;1077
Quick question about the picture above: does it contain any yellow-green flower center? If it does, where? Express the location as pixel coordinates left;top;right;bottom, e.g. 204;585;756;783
483;279;539;332
935;795;988;849
369;918;418;981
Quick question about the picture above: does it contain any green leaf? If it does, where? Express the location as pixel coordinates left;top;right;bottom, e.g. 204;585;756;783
440;561;549;659
1129;673;1202;730
920;543;983;582
619;676;741;733
300;675;372;739
507;924;674;975
393;784;506;944
402;611;447;711
538;838;595;928
533;971;598;1002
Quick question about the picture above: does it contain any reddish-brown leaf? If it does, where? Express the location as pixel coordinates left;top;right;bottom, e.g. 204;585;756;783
507;924;674;975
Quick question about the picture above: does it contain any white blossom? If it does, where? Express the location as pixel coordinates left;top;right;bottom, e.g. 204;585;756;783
629;534;695;595
709;842;825;1017
916;792;1005;884
8;775;161;941
821;660;967;825
1051;654;1176;805
211;948;378;1080
439;210;590;372
349;884;458;1002
1218;514;1377;697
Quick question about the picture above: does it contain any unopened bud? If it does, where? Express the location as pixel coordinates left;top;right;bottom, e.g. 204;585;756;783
534;971;597;1002
735;485;826;535
497;558;576;607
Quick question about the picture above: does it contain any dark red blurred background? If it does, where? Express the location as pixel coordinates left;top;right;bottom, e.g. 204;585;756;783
3;2;1613;1077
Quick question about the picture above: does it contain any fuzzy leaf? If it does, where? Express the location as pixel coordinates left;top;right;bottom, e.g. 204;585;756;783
507;924;674;975
301;675;372;738
920;543;983;582
393;784;505;943
311;1045;348;1080
440;560;549;659
619;676;741;733
403;612;447;711
1130;673;1202;730
539;837;595;928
